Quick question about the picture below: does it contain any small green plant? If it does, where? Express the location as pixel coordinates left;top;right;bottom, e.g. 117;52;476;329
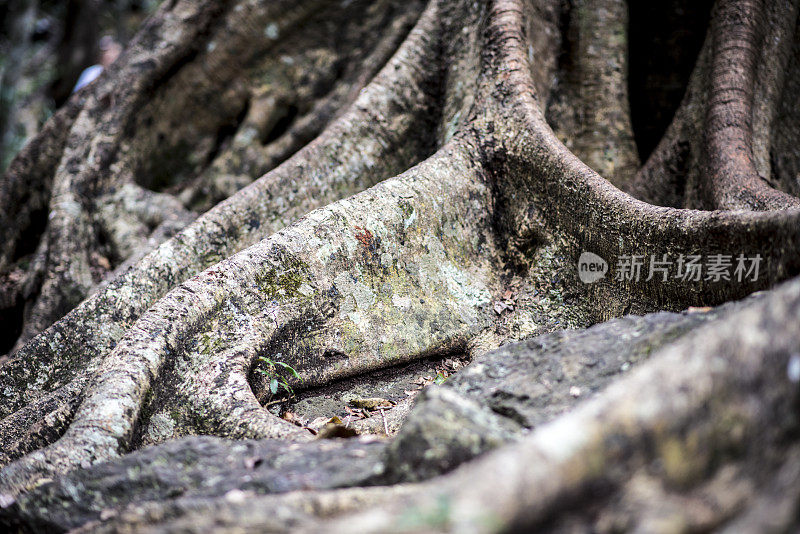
256;355;301;396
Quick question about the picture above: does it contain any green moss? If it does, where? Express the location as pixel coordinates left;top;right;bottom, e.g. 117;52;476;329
399;199;414;218
201;250;225;268
254;256;311;301
198;333;225;355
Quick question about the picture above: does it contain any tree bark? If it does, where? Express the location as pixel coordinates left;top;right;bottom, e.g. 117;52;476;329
2;0;800;531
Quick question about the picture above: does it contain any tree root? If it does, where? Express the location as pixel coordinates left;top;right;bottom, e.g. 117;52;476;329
311;275;800;533
6;276;797;532
2;0;800;530
0;0;444;434
545;0;641;190
629;0;800;210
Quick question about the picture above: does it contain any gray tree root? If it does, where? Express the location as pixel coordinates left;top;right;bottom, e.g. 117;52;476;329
0;0;443;446
2;0;800;531
5;277;794;532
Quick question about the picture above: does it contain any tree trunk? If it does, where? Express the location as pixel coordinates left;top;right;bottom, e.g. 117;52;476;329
2;0;800;531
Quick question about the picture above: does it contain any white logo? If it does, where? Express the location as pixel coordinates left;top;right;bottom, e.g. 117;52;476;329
578;252;607;283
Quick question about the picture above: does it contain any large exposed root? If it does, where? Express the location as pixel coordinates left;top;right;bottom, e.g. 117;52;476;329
0;0;429;353
5;0;238;347
0;0;445;450
2;0;800;530
11;274;796;533
630;0;800;210
545;0;640;190
0;133;509;494
699;0;800;210
0;0;493;490
181;3;423;212
485;0;800;315
305;274;800;533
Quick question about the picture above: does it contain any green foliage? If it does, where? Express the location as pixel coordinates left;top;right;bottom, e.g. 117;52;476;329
256;355;301;396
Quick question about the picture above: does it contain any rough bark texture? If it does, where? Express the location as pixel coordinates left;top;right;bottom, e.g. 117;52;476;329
2;0;800;531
